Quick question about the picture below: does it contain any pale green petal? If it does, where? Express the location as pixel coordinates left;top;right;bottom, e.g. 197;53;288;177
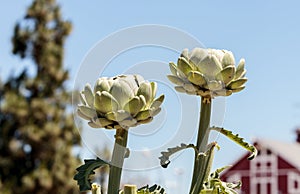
216;66;235;85
110;80;135;107
78;105;97;118
119;119;137;128
106;110;131;122
94;78;111;93
196;55;222;78
92;117;114;127
84;84;94;107
183;83;197;92
214;90;233;97
150;107;161;117
88;121;101;128
169;62;178;76
94;91;119;114
150;94;165;109
79;91;86;105
190;48;208;65
123;96;144;116
134;74;145;86
77;109;91;120
136;110;151;121
221;51;235;67
137;82;152;104
207;80;223;91
180;48;189;59
150;82;157;102
235;58;246;79
174;86;186;93
228;78;247;89
122;75;140;94
232;86;245;93
137;117;153;124
187;71;207;86
167;75;185;86
177;57;193;76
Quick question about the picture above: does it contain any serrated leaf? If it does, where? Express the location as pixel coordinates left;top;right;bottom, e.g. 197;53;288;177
74;158;109;191
159;143;198;168
210;126;257;160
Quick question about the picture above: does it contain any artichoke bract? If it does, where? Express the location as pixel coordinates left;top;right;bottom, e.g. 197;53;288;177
77;75;164;130
168;48;247;98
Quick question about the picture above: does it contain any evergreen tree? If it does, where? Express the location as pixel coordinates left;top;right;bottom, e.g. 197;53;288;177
0;0;81;193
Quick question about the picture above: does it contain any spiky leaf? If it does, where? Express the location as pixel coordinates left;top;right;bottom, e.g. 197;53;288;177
210;126;257;160
74;158;109;191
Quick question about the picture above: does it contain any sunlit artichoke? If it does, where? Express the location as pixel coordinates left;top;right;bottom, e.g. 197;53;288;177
77;75;164;129
168;48;247;98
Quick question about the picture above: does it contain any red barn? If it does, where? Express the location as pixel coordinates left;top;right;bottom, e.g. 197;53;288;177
221;129;300;194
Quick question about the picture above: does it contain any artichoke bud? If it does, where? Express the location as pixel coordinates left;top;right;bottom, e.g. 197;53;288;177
168;48;248;98
77;74;164;130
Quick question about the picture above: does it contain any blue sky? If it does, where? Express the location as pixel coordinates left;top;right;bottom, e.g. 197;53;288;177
1;0;300;193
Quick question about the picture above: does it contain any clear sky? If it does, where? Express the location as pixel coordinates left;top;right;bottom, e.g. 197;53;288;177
1;0;300;193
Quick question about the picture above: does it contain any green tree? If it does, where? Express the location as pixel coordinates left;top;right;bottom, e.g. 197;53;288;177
0;0;81;193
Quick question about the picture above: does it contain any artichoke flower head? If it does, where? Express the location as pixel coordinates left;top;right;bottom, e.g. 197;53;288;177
78;75;164;130
168;48;247;99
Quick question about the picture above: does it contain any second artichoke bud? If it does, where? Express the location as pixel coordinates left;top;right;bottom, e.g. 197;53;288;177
77;74;164;130
168;48;247;98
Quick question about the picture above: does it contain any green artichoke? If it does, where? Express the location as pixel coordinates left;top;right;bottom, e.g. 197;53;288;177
168;48;247;98
77;74;164;130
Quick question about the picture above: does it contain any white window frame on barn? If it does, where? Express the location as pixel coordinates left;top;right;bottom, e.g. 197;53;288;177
288;171;300;194
250;148;278;194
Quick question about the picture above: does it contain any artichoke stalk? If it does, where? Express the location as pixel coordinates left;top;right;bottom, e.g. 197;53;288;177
168;48;247;194
77;74;164;194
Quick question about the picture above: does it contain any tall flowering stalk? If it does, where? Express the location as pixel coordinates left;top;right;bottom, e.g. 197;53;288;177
74;75;164;194
160;48;257;194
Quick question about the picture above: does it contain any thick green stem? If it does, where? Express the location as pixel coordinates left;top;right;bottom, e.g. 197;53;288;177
107;128;128;194
190;97;212;194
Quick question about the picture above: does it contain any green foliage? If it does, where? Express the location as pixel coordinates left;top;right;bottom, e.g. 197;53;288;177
137;184;166;194
74;158;109;191
200;166;241;194
0;0;81;193
159;143;198;168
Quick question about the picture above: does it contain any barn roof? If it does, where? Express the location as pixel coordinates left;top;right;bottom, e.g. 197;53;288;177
255;138;300;170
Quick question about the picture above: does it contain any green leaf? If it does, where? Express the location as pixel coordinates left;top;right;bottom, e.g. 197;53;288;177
159;143;198;168
137;184;166;194
201;166;241;194
210;126;257;160
74;158;109;191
